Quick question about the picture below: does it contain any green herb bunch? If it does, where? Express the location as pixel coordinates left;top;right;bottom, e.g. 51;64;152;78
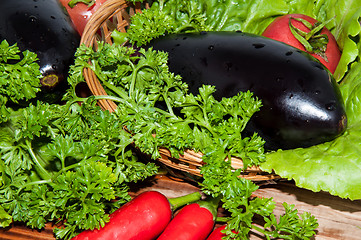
0;40;158;239
0;40;42;122
67;40;318;239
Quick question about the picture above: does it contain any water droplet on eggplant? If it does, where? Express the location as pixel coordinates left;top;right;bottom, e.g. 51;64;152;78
297;78;304;87
29;15;38;23
224;61;233;71
252;43;265;49
312;62;325;70
200;57;208;67
326;102;336;111
208;45;214;50
276;77;283;83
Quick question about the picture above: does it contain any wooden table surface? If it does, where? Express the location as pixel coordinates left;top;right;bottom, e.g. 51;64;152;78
1;175;360;240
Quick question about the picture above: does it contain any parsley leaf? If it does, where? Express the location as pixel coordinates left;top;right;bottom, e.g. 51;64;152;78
68;41;317;239
0;40;41;103
125;0;210;46
0;98;158;239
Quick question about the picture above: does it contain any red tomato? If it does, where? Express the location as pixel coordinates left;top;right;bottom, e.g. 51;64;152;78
59;0;107;35
262;14;341;74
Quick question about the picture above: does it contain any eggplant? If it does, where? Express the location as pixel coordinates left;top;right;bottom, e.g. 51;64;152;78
0;0;80;103
148;31;347;150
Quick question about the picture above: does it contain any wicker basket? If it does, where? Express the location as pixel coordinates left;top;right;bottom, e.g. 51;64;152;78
80;0;279;181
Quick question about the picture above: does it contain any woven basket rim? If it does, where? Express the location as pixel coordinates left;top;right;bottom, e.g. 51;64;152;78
80;0;280;181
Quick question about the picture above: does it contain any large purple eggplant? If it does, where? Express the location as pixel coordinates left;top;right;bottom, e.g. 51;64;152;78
0;0;80;103
148;31;347;150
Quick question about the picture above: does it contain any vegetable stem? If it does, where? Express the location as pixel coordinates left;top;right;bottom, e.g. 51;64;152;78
215;216;229;222
101;81;130;100
161;90;175;116
185;119;216;136
68;0;94;8
26;140;51;180
17;179;52;195
168;191;202;210
52;161;83;180
129;61;138;97
251;224;270;238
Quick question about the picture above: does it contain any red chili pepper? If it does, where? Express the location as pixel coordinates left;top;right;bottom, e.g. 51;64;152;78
207;224;239;239
206;225;228;240
206;225;226;240
71;190;201;240
157;196;220;240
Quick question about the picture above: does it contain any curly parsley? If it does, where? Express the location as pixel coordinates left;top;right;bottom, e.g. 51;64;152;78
67;40;318;239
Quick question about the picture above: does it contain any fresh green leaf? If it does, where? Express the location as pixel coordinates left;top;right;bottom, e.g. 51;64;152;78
0;206;12;228
261;62;361;200
126;0;210;46
0;40;41;109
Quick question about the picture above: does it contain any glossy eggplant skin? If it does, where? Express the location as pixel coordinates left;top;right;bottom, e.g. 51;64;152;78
0;0;80;103
148;31;347;150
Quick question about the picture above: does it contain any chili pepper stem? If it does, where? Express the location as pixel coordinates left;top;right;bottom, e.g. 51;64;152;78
215;217;229;223
197;195;222;220
168;191;202;210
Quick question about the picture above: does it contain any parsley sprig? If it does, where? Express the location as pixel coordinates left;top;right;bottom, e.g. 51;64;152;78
68;42;264;167
0;100;158;239
122;0;210;46
0;41;158;239
67;40;318;239
0;40;42;122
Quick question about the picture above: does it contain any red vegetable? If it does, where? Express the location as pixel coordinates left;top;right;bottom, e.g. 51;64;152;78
206;225;239;240
157;197;220;240
206;226;227;240
262;13;341;73
71;191;201;240
59;0;107;35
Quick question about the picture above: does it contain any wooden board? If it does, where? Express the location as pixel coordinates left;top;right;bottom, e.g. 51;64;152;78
1;175;361;239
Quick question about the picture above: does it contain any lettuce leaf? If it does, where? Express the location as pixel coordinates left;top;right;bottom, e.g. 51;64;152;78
261;63;361;200
208;0;361;81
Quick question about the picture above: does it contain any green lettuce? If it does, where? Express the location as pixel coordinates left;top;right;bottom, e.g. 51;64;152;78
261;62;361;200
205;0;361;81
